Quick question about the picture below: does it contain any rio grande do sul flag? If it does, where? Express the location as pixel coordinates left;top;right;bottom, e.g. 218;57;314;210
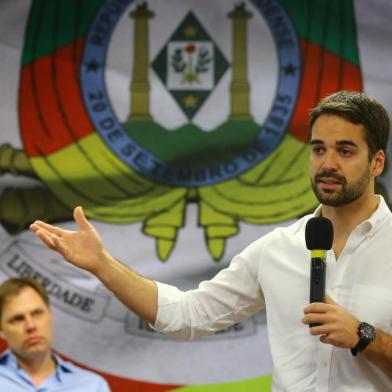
1;0;392;391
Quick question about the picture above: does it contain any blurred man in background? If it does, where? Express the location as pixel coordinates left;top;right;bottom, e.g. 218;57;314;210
0;277;111;391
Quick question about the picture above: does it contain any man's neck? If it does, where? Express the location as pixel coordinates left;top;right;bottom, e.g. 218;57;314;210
16;350;57;387
320;193;379;259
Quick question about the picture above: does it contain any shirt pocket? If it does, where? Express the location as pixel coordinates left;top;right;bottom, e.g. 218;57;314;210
348;283;392;332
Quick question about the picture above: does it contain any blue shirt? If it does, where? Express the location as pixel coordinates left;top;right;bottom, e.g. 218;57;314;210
0;351;111;391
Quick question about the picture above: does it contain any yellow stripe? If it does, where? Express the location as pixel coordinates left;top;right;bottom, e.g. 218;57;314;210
30;134;186;222
311;249;327;258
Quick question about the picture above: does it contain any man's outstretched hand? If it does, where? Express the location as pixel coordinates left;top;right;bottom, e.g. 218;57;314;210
30;206;108;274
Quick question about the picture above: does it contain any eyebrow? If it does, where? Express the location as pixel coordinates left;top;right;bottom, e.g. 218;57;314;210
7;313;25;322
310;139;358;148
6;307;45;322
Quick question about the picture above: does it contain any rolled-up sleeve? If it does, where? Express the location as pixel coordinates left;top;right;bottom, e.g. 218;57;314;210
152;247;265;340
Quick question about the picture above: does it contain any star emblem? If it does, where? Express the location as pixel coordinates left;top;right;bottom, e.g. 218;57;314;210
282;63;297;76
86;60;100;72
183;94;199;109
183;25;198;38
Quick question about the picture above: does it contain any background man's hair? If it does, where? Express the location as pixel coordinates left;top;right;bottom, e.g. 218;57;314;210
0;277;50;319
309;90;390;159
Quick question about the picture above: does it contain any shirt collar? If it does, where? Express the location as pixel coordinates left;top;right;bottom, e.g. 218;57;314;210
312;195;390;235
52;353;74;382
0;349;73;381
0;350;18;369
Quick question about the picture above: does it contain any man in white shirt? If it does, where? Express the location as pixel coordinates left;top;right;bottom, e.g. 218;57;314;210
30;91;392;391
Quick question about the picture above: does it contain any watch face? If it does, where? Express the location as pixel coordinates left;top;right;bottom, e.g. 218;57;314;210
360;322;376;342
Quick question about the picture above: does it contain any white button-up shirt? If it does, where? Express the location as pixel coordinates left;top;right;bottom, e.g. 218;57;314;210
153;196;392;391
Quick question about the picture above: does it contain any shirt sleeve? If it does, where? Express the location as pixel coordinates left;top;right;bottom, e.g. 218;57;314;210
152;247;265;340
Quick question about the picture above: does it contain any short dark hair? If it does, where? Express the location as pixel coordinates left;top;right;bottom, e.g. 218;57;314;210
0;277;50;320
309;91;390;159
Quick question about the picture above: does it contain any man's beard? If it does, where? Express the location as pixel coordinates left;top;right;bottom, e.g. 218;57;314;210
311;166;371;207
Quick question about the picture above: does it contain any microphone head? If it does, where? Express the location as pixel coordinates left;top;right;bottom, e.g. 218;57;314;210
305;217;333;250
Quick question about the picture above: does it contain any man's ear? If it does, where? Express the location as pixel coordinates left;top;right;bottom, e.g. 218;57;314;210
371;149;385;177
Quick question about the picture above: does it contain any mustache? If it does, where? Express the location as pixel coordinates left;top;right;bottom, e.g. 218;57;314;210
314;171;347;185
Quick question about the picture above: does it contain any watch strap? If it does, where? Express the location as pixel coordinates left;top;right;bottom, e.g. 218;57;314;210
350;322;376;356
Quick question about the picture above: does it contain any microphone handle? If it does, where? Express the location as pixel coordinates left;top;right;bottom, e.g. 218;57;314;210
309;257;326;327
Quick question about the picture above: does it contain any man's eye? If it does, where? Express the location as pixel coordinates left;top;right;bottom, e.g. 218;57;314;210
10;316;24;324
32;309;44;317
340;148;352;156
311;146;324;154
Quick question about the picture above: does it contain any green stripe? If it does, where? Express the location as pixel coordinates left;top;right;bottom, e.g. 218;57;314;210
22;0;359;66
171;374;272;392
22;0;102;65
308;0;328;45
22;0;41;66
279;0;359;65
342;0;360;66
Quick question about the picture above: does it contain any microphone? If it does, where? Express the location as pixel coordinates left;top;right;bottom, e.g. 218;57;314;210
305;217;333;326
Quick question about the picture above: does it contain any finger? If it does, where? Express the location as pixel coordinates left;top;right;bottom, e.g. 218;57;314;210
73;206;92;231
30;220;67;237
35;229;69;258
302;313;330;326
34;229;57;250
308;324;331;336
320;334;329;344
304;302;331;314
51;235;70;259
29;223;40;233
325;294;337;305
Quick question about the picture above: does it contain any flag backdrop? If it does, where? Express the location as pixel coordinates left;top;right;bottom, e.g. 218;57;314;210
1;0;392;390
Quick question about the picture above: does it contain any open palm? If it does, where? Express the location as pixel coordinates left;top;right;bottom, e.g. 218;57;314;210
30;206;106;273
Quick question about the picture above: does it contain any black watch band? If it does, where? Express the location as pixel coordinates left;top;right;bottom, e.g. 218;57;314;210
350;321;376;356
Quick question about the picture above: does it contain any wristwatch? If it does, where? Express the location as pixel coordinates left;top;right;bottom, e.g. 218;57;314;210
350;321;376;356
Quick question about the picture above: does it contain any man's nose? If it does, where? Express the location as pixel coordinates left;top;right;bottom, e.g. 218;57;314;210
321;151;339;171
25;315;37;332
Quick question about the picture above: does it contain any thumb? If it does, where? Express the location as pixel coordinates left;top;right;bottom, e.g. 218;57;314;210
325;294;337;305
73;206;92;231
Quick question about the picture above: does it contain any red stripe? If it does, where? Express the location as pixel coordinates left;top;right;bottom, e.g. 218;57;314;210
318;51;341;97
19;38;94;157
19;67;46;157
286;40;321;143
342;61;362;91
54;39;94;141
288;39;362;142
